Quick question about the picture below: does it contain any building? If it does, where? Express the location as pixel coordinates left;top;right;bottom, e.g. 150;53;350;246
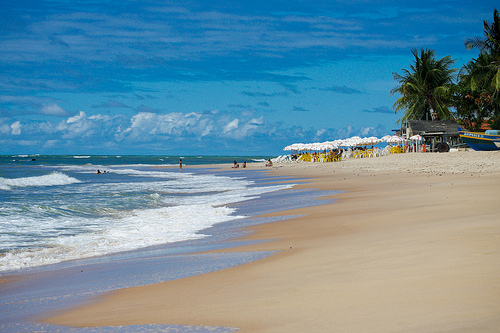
401;120;462;152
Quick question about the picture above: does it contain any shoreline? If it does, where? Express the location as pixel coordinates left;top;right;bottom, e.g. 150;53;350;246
41;151;500;331
0;164;327;332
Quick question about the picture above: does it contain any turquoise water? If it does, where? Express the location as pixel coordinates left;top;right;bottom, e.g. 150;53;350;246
0;154;339;332
1;154;269;167
0;155;279;272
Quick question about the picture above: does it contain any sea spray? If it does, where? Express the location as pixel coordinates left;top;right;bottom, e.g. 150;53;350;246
0;156;292;272
0;172;81;190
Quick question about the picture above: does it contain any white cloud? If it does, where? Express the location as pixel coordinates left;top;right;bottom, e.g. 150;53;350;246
315;128;327;136
11;121;21;135
41;103;67;116
223;119;239;133
126;112;161;137
125;112;214;139
56;111;95;138
360;126;375;136
220;117;267;140
200;124;213;137
88;114;110;120
0;123;10;134
67;111;86;124
16;140;38;146
43;140;59;148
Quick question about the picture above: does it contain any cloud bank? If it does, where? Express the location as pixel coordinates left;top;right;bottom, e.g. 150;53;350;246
0;110;390;155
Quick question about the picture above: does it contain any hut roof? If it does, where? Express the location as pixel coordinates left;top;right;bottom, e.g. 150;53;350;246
406;120;460;136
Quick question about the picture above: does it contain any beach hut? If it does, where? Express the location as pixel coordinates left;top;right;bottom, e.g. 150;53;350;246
401;120;462;152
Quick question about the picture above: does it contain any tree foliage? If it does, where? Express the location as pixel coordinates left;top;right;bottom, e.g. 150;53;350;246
462;9;500;126
391;48;456;123
451;80;491;131
392;9;500;130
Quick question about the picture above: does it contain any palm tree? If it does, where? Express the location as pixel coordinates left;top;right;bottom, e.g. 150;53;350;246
459;51;496;89
452;77;491;131
464;9;500;113
391;48;457;122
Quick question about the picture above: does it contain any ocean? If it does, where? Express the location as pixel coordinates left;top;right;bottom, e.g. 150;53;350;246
0;155;339;332
0;154;289;273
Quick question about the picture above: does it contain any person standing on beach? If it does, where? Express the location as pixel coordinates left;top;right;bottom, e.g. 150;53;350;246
179;159;182;170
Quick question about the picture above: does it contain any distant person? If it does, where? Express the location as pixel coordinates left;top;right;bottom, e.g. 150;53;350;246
243;161;246;168
265;159;273;167
179;159;182;170
97;169;102;174
232;161;239;168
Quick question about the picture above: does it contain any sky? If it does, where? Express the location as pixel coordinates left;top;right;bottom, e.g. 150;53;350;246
0;0;497;155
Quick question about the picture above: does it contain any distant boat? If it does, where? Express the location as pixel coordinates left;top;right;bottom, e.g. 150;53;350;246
458;129;500;151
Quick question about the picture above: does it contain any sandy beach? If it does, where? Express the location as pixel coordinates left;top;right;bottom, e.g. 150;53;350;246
43;151;500;332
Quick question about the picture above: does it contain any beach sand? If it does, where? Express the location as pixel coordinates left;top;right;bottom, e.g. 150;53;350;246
44;151;500;332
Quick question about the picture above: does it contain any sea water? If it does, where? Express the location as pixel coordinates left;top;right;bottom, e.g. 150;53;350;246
0;155;341;332
0;155;288;273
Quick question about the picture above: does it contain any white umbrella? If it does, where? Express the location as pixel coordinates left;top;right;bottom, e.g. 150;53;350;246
386;135;404;144
284;143;306;151
360;136;380;145
409;134;423;153
381;135;393;142
410;134;423;141
340;136;361;147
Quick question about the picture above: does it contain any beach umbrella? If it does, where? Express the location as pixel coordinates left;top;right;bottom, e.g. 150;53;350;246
296;143;305;150
380;135;392;142
386;135;404;144
284;143;307;151
410;134;423;141
339;136;360;147
317;141;338;150
312;142;326;151
332;139;344;147
360;136;380;145
409;134;423;153
312;142;325;151
325;141;339;150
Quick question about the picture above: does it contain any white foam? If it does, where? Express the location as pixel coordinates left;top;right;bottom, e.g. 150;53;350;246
0;167;295;272
0;204;241;271
0;172;81;190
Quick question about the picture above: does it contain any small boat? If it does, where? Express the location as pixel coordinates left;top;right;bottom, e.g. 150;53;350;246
458;129;500;151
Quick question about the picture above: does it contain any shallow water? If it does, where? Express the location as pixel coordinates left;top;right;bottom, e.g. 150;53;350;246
0;155;339;332
0;155;285;272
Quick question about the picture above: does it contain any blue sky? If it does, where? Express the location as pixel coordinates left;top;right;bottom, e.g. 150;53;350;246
0;0;496;155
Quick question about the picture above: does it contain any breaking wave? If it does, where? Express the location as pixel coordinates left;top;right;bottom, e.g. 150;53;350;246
0;172;81;190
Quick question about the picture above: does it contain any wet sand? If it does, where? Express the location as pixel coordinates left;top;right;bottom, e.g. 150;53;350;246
44;151;500;332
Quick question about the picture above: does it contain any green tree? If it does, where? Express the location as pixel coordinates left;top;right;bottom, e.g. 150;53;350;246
464;9;500;114
391;48;457;123
452;80;491;131
454;52;496;130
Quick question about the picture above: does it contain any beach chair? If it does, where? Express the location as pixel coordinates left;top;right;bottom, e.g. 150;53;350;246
343;149;353;159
